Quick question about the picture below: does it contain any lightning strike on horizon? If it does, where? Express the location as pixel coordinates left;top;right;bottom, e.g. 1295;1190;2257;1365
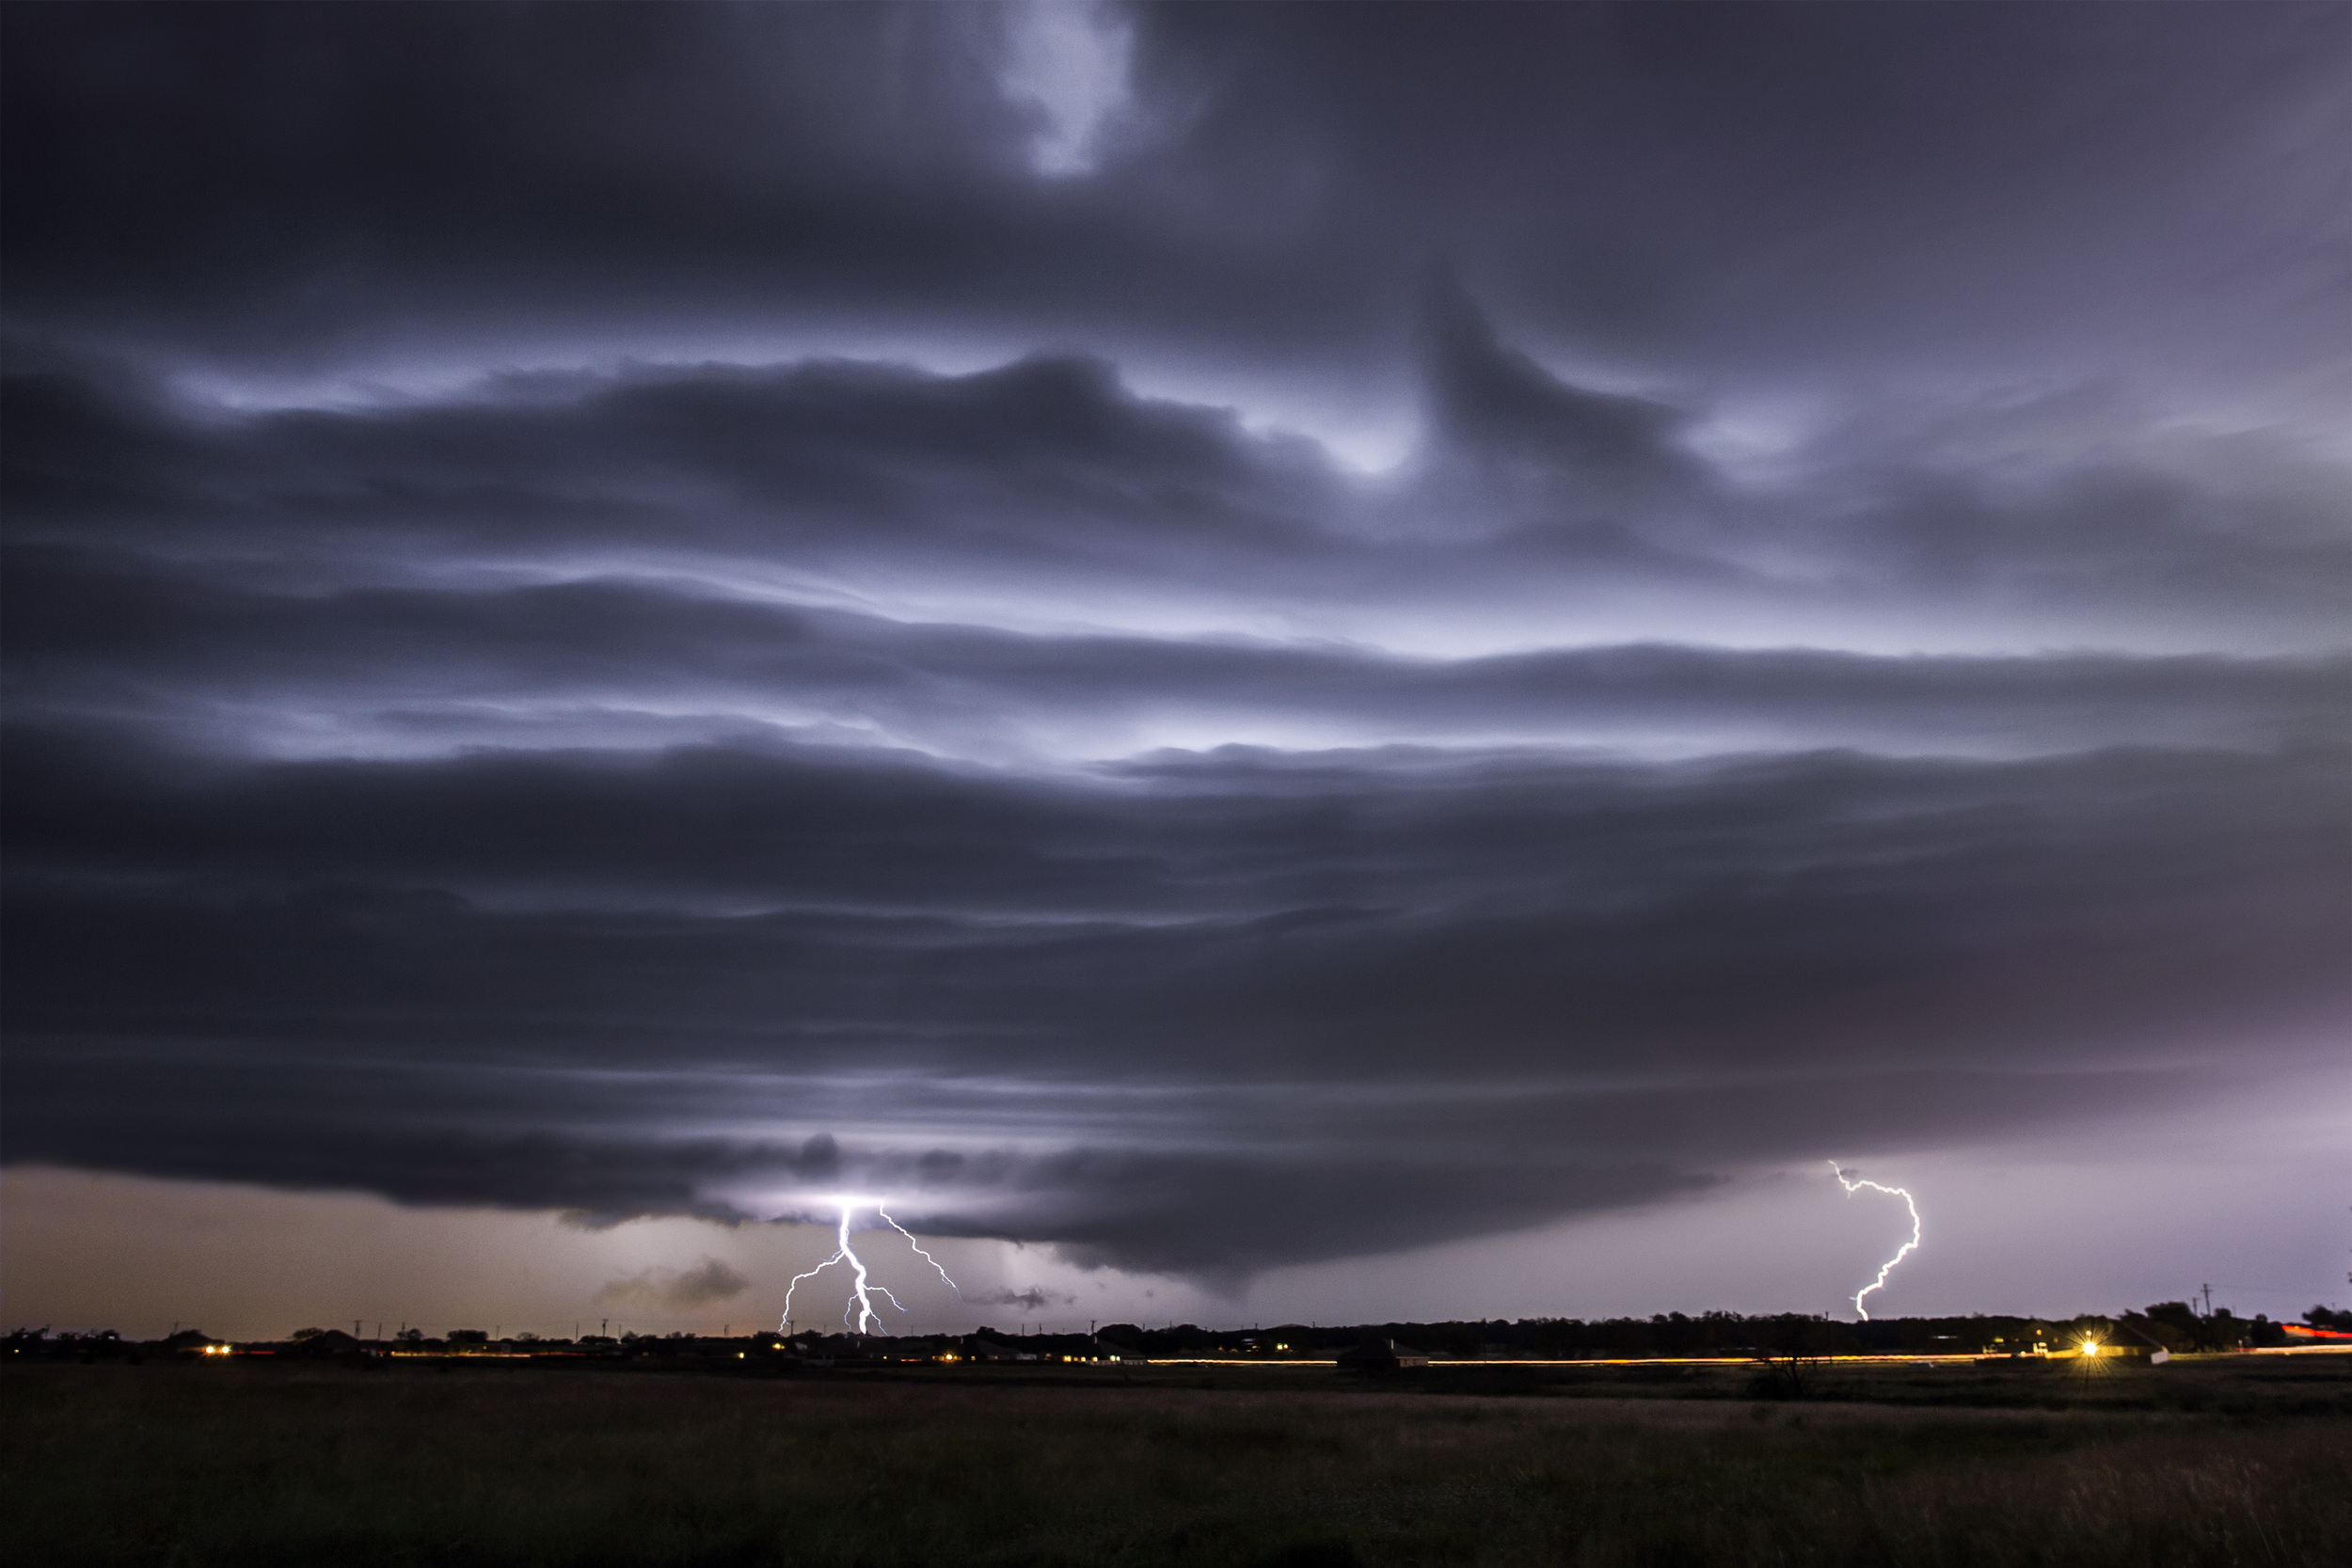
781;1196;960;1334
1830;1161;1921;1321
879;1202;964;1299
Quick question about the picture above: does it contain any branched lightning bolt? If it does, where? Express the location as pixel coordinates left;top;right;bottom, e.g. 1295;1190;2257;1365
782;1201;884;1333
1830;1161;1920;1321
780;1196;961;1336
880;1202;963;1298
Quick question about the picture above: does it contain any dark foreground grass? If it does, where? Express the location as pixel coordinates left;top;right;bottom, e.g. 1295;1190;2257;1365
5;1361;2347;1567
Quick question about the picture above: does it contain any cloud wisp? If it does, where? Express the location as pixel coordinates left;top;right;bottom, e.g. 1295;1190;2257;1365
596;1256;753;1312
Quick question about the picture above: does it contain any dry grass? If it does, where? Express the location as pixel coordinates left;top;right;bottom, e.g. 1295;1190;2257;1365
4;1360;2346;1566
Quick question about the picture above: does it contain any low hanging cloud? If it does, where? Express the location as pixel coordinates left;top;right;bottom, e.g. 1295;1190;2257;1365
595;1256;753;1311
967;1286;1077;1310
7;715;2339;1275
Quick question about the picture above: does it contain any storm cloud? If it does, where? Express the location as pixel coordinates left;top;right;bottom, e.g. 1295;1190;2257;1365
3;3;2344;1291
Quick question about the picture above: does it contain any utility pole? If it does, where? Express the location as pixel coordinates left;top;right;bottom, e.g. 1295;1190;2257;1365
354;1320;361;1338
2201;1283;2213;1319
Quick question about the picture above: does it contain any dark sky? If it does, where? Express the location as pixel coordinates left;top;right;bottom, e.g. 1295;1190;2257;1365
4;2;2345;1328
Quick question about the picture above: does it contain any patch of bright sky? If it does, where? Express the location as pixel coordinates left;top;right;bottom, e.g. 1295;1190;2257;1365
162;328;1025;415
0;1165;1069;1340
79;679;2283;778
1679;392;1835;481
17;1099;2339;1338
995;0;1136;180
595;562;2338;660
8;1065;2342;1338
1240;1128;2352;1326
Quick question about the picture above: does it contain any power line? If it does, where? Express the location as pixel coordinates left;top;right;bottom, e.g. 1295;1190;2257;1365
2201;1283;2331;1295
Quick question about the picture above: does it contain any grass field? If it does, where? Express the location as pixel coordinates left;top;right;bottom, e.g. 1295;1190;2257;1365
6;1355;2347;1566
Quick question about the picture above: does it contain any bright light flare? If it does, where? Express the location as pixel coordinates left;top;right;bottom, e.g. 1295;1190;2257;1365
781;1196;961;1335
1829;1161;1921;1321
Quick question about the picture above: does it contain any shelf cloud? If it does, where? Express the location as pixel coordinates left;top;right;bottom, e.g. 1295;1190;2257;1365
4;2;2344;1299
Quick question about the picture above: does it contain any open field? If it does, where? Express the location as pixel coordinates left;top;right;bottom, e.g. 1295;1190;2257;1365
6;1356;2348;1567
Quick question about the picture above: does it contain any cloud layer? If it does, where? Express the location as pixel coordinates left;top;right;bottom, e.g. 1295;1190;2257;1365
4;3;2344;1291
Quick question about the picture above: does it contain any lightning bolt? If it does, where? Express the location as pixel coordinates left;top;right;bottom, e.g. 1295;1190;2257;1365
879;1202;963;1299
781;1196;960;1335
1829;1162;1920;1321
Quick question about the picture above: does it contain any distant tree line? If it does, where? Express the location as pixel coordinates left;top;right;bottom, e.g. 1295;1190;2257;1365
9;1302;2341;1363
1088;1303;2338;1359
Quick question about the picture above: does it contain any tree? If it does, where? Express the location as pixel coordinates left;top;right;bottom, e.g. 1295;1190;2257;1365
2142;1302;2206;1351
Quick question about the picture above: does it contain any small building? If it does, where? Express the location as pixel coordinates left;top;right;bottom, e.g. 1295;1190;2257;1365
963;1334;1035;1362
1337;1338;1429;1371
282;1329;371;1358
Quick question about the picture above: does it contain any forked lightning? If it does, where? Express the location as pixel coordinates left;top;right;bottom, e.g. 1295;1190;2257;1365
1829;1162;1920;1320
782;1196;961;1334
